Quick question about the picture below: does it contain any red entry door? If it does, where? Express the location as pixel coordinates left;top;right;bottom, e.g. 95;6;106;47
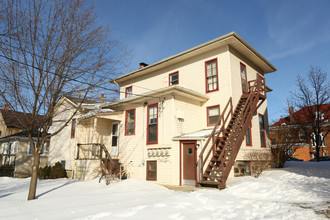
183;143;196;180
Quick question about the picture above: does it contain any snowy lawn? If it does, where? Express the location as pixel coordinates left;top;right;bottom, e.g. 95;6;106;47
0;161;329;220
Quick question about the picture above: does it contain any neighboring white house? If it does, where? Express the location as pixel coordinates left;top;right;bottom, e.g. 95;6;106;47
49;32;276;188
0;131;49;177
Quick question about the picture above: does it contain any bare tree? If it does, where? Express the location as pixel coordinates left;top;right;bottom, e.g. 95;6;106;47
270;124;304;168
0;0;126;200
290;66;329;161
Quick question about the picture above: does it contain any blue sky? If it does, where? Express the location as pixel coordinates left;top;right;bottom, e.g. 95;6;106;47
92;0;330;123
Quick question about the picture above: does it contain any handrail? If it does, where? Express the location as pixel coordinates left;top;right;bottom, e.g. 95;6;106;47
199;97;233;181
219;74;265;183
198;73;266;186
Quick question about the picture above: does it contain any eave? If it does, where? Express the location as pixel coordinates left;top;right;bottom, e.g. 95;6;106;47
102;85;209;108
111;32;276;85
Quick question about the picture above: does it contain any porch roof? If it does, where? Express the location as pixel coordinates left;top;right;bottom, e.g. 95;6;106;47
172;128;216;140
101;85;209;108
78;109;123;121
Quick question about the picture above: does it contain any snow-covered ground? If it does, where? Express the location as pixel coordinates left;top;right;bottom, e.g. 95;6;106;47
0;161;329;220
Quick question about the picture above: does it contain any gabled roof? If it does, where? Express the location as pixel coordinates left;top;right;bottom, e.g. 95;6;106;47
111;32;277;85
0;109;43;129
64;95;98;105
271;104;330;126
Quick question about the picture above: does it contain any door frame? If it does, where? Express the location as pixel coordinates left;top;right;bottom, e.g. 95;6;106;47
110;121;120;156
179;140;197;186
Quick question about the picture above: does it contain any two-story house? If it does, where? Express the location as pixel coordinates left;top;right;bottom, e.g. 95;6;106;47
0;104;47;177
270;104;329;161
50;32;276;188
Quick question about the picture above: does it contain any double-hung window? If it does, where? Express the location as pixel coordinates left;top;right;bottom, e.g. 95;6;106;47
27;142;47;156
245;123;252;146
240;63;248;93
169;72;179;85
125;109;135;135
147;103;158;144
259;114;266;147
27;142;36;156
125;86;132;98
205;59;219;92
207;105;220;126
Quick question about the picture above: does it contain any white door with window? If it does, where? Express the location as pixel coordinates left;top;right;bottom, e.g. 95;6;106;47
110;122;119;156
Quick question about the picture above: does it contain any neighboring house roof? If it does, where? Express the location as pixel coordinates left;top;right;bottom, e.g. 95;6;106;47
111;32;277;85
79;109;115;121
102;85;209;108
64;95;98;105
0;109;43;129
271;104;330;126
0;130;50;141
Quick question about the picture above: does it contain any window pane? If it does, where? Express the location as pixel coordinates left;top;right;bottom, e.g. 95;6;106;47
71;119;76;138
147;161;157;180
246;126;251;145
259;115;265;147
148;124;157;143
126;87;132;97
170;73;178;85
112;124;118;136
148;105;158;144
206;60;218;92
126;110;135;135
208;106;220;125
112;136;118;147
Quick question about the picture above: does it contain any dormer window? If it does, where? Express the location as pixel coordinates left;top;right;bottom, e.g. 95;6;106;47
169;72;179;86
125;86;132;98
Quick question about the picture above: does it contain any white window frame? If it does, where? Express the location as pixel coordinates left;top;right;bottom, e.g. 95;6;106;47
12;141;19;154
27;141;36;156
1;142;8;154
311;132;325;147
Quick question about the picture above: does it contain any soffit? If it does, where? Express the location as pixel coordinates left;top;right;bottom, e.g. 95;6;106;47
103;85;209;108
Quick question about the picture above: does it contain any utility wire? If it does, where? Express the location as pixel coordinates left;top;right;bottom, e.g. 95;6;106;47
0;53;162;100
0;40;164;95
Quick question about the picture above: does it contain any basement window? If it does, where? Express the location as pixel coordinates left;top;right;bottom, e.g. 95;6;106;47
146;160;157;181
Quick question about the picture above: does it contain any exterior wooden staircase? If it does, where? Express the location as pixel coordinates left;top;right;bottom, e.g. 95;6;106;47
198;74;267;189
76;143;115;175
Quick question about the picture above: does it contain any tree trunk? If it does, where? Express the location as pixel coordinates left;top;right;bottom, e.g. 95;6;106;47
315;146;320;162
27;152;40;200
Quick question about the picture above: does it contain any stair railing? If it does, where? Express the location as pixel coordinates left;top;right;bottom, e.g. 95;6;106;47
199;97;233;181
219;74;266;185
198;73;266;186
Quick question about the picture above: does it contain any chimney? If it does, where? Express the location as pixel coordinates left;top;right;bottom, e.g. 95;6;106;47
139;62;148;69
289;106;295;124
4;104;9;111
99;94;106;103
